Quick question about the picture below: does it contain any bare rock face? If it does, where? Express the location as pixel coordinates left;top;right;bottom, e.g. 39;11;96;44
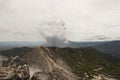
31;69;76;80
25;47;80;80
0;56;30;80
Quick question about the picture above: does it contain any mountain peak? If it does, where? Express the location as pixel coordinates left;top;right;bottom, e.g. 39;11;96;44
24;46;79;79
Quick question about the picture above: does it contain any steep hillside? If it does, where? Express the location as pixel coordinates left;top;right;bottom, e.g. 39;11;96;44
24;47;79;80
24;47;120;79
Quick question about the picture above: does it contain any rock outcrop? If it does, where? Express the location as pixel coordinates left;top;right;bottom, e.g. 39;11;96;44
31;68;78;80
0;56;30;80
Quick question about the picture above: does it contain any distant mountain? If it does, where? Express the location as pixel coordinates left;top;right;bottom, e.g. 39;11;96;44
0;41;107;50
0;47;33;57
1;40;120;59
0;42;42;50
94;40;120;59
67;41;106;48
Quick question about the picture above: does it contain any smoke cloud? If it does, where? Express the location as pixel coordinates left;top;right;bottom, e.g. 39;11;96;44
39;19;68;47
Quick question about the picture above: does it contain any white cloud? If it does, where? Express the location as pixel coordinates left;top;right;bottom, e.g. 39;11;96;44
0;0;120;42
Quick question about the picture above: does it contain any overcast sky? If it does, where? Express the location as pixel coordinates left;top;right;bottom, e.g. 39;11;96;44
0;0;120;42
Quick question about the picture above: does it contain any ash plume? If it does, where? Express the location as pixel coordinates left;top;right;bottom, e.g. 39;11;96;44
39;19;68;47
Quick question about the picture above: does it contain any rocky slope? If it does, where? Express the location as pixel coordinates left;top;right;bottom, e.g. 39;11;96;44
0;56;30;80
24;46;79;80
0;46;120;80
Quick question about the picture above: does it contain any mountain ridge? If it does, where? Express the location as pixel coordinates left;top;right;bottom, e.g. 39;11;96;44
23;46;120;79
0;46;120;79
